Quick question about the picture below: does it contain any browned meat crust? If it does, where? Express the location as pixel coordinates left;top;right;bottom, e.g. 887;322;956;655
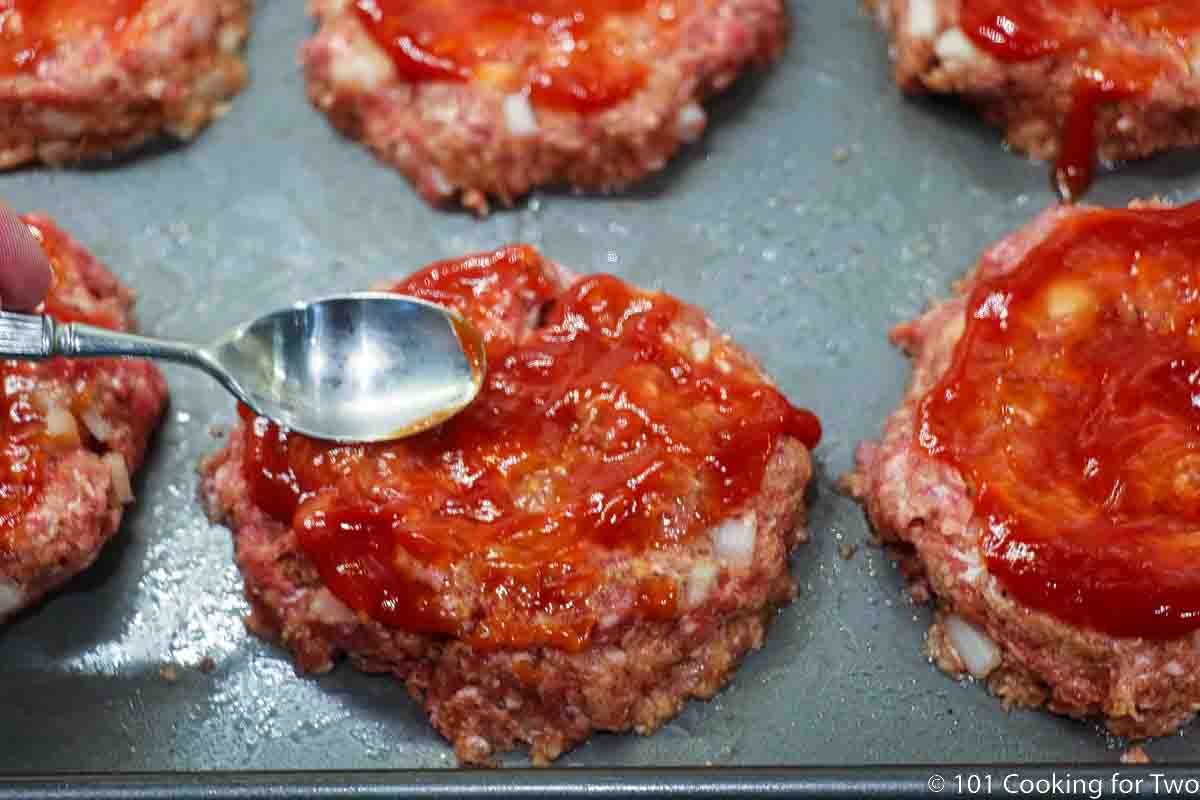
0;0;252;169
201;255;813;765
301;0;787;214
845;203;1200;739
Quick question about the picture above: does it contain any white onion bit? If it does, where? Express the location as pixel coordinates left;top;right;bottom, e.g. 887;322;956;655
81;409;114;443
428;165;453;197
944;614;1001;679
329;36;394;90
309;588;357;624
712;513;756;568
905;0;937;38
503;93;539;137
103;452;134;505
0;579;24;618
676;102;706;143
686;562;720;606
934;28;984;65
45;406;80;444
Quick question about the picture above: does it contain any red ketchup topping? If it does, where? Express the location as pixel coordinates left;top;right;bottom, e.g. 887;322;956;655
241;246;820;651
0;218;124;554
919;202;1200;640
0;0;147;76
960;1;1200;200
352;0;680;111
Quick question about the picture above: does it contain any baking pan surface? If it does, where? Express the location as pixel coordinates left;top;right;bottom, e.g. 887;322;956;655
2;0;1200;773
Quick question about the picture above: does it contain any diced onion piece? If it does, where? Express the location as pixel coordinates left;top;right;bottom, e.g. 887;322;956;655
712;513;756;568
676;102;706;143
934;28;983;65
309;588;357;624
604;648;628;667
218;24;243;54
428;166;453;197
0;579;24;617
906;0;936;38
45;406;80;446
81;409;114;443
686;562;720;606
329;36;394;90
944;614;1001;678
503;93;539;137
104;452;134;505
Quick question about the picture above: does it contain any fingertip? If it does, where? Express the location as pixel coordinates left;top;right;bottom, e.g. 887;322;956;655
0;206;52;311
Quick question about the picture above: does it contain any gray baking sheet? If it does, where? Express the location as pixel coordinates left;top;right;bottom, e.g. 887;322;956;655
1;0;1199;772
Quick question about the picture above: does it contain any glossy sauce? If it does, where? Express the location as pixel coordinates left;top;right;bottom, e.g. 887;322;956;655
0;218;122;553
241;246;820;650
920;202;1200;639
352;0;678;111
0;0;147;77
960;1;1200;200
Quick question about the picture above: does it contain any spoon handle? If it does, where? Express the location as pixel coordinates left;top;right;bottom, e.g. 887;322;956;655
0;311;47;357
0;310;222;376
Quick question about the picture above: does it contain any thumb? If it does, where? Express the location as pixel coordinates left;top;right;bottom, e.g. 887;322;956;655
0;206;52;311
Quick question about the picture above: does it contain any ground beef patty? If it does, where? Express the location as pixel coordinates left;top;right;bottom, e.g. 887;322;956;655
865;1;1200;197
202;245;818;764
301;0;787;215
0;215;167;622
0;0;251;169
846;201;1200;738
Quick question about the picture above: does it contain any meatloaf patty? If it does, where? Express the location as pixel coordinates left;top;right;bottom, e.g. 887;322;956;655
302;0;788;214
0;214;167;622
0;0;251;169
846;201;1200;738
202;245;819;764
865;1;1200;196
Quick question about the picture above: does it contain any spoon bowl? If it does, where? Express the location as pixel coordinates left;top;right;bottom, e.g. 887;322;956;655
0;294;487;442
210;293;486;441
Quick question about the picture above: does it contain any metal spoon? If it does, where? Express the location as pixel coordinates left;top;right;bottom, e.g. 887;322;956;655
0;293;487;442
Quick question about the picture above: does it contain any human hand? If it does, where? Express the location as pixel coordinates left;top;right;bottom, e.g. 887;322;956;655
0;205;51;311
